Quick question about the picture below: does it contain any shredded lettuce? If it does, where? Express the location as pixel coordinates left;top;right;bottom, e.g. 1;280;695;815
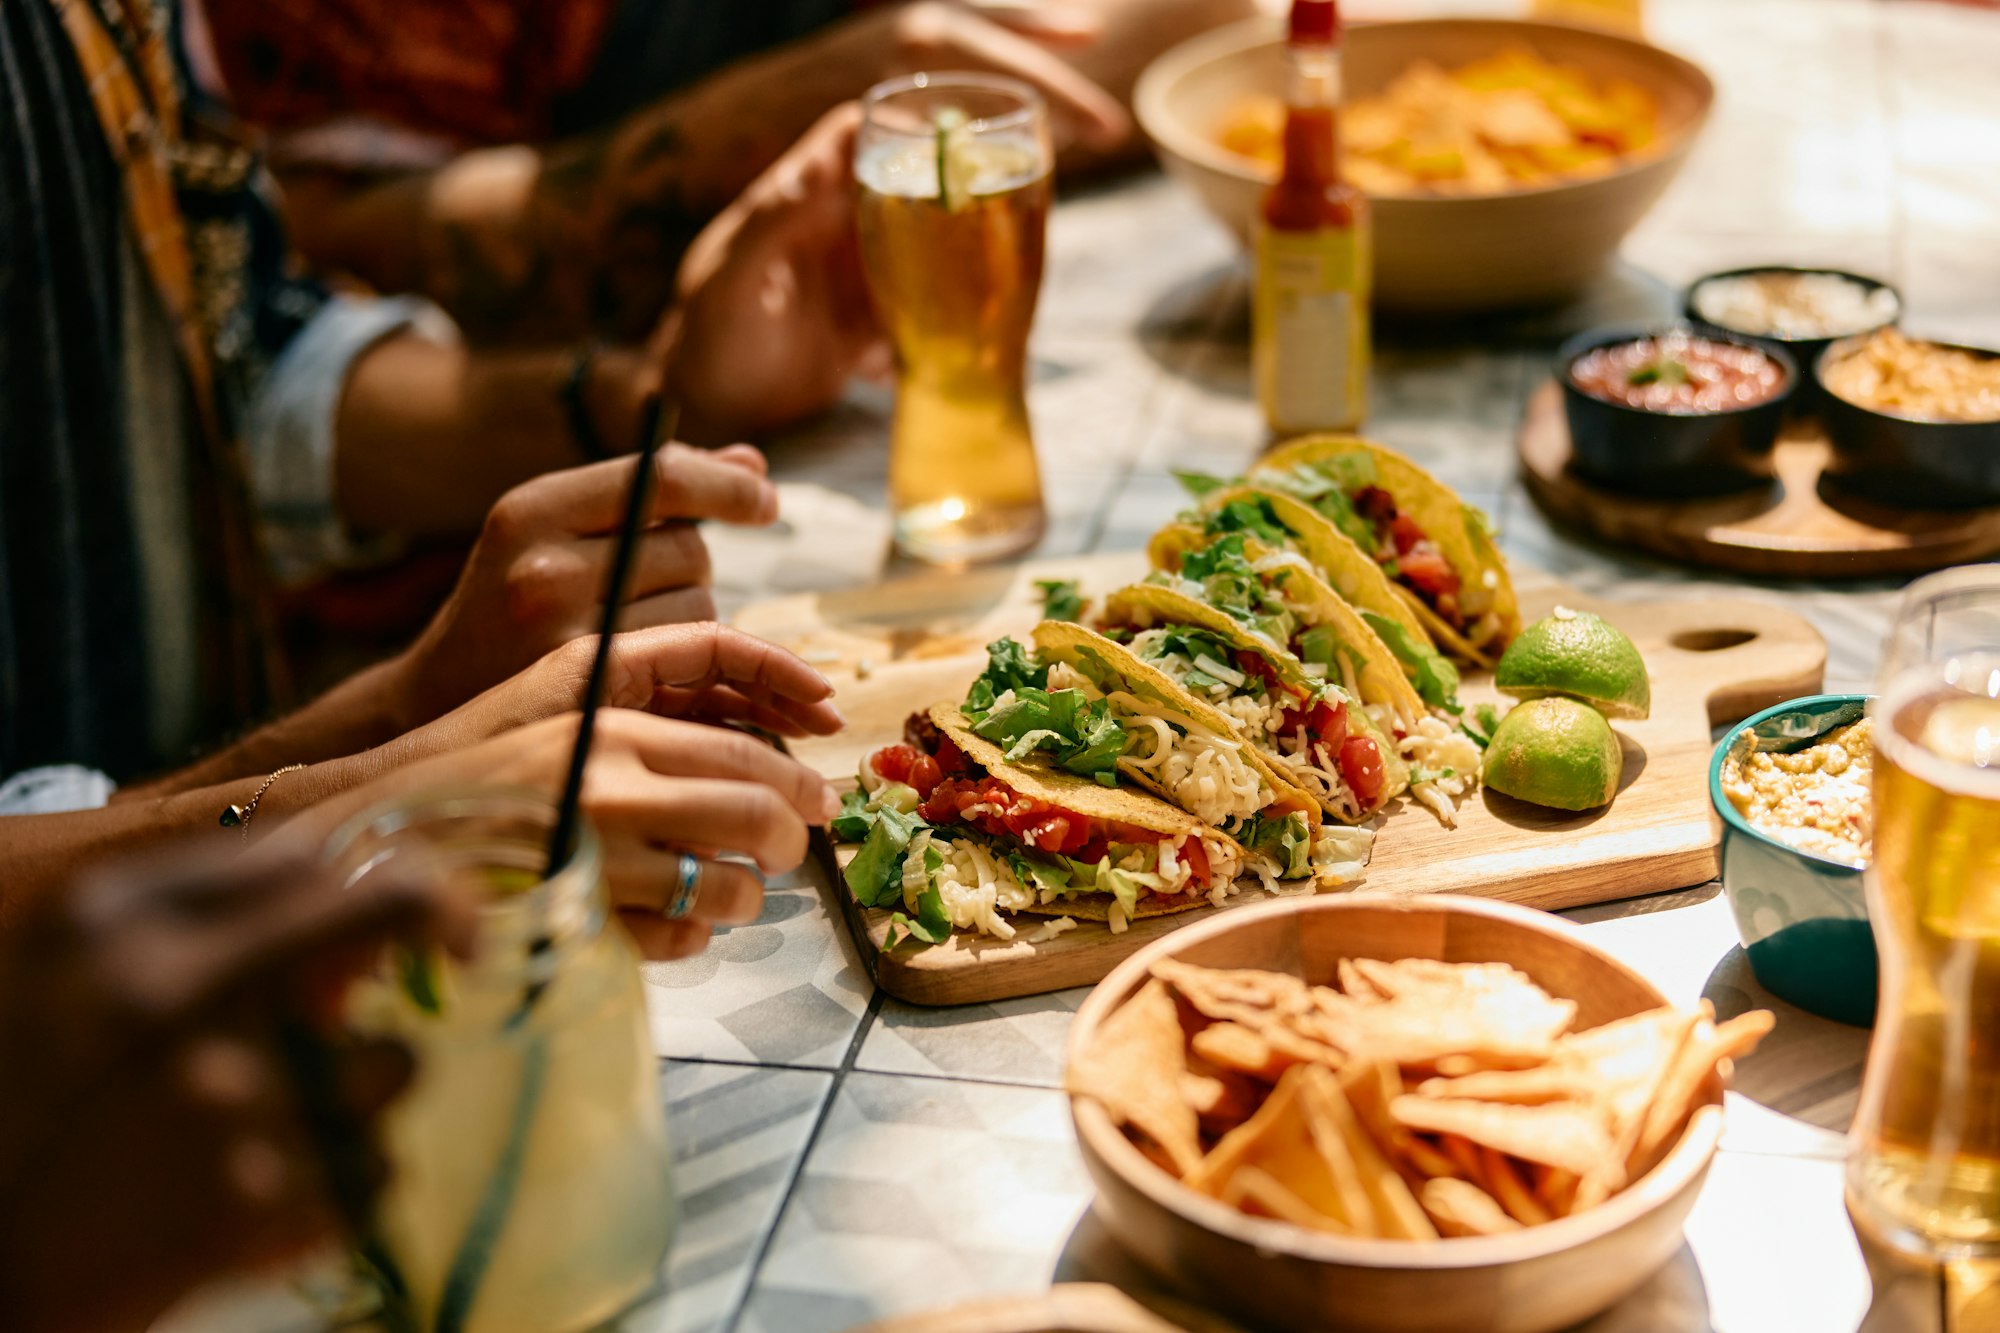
1035;579;1085;623
1134;626;1261;695
886;845;953;947
1459;701;1502;749
972;686;1128;786
1237;809;1312;878
1358;610;1461;711
963;637;1051;718
1257;458;1380;554
1202;496;1292;547
1173;469;1234;499
842;803;927;909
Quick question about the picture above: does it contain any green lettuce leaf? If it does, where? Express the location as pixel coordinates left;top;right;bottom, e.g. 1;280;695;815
1173;469;1235;499
972;687;1128;784
1237;809;1312;878
964;636;1050;718
885;845;954;947
1035;579;1084;623
843;806;925;909
1202;497;1292;547
1358;611;1461;711
1258;458;1380;553
1459;701;1502;749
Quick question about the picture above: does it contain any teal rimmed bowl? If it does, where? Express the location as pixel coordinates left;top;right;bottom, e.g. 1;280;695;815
1710;694;1876;1027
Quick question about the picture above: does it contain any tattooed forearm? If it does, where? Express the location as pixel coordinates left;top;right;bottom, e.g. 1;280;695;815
415;109;707;343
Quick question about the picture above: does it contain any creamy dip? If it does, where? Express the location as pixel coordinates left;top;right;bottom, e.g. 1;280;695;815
1722;717;1873;866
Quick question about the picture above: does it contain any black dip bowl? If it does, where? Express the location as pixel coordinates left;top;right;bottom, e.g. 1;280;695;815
1684;265;1900;415
1557;325;1797;498
1817;333;2000;509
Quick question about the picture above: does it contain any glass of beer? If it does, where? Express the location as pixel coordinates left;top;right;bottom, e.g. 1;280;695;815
1849;565;2000;1264
857;72;1052;565
325;790;675;1333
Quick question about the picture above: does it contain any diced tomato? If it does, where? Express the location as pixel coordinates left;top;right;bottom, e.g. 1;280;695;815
1338;735;1386;808
932;731;972;775
1398;547;1461;601
1177;837;1210;889
1388;512;1427;555
1235;650;1283;688
870;743;920;784
1355;486;1398;523
907;754;944;798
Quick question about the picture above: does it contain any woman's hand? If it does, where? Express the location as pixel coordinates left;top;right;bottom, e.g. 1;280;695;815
0;848;474;1333
295;708;843;961
392;446;779;728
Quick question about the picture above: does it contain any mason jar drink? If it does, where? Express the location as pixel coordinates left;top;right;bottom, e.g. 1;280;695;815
858;72;1051;565
1849;567;2000;1263
326;791;674;1332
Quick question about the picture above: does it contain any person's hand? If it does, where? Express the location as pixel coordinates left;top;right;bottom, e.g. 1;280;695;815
404;622;846;757
306;709;843;961
393;447;779;727
661;105;883;441
0;848;474;1333
830;2;1128;152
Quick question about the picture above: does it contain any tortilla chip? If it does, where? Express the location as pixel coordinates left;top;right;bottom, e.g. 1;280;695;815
1337;958;1385;1001
1067;980;1203;1177
1480;1147;1552;1226
1420;1177;1522;1237
1188;1068;1367;1231
1183;1052;1266;1130
1192;1021;1306;1082
1390;1096;1615;1178
1628;1007;1773;1176
1223;1165;1353;1235
1304;1067;1437;1240
1306;976;1575;1070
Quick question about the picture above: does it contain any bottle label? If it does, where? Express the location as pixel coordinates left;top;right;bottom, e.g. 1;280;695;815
1253;222;1371;433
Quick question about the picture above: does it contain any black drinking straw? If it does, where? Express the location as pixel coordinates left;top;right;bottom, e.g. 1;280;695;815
543;394;675;877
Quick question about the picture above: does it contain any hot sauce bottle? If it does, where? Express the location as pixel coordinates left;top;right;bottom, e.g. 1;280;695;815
1253;0;1370;438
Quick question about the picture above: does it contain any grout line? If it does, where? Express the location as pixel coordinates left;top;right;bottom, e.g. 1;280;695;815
721;986;887;1333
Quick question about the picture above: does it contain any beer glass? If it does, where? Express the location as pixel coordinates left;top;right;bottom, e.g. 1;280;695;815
857;72;1051;565
1849;565;2000;1263
325;790;675;1332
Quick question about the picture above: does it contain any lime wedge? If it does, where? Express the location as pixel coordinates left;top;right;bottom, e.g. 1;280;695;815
933;106;973;212
1495;606;1651;721
1482;697;1624;811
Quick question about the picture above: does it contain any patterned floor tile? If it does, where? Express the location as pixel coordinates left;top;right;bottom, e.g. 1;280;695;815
655;1063;835;1333
740;1074;1091;1333
856;987;1090;1088
1038;175;1241;342
641;866;871;1068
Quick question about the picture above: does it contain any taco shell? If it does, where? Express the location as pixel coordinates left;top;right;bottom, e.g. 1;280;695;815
1145;524;1428;732
1091;589;1411;814
929;703;1240;920
1029;619;1323;828
1253;435;1521;665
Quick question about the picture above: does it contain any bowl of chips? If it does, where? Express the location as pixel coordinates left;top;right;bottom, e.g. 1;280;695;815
1065;894;1770;1333
1134;18;1714;312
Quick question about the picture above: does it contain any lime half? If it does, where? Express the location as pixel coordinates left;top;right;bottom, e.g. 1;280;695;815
1482;697;1624;811
1495;606;1651;721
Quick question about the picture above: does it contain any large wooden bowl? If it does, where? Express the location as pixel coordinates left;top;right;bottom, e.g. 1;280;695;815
1066;894;1724;1333
1134;18;1714;313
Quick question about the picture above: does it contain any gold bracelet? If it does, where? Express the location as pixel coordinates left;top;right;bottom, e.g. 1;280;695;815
221;763;307;839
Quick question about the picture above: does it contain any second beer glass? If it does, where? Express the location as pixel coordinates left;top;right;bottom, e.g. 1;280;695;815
858;73;1051;565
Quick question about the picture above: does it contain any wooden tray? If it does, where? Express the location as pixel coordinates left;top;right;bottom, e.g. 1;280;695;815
1518;380;2000;578
737;552;1825;1006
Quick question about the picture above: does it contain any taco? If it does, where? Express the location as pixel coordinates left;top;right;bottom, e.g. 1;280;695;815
1093;584;1412;825
837;701;1255;943
1142;526;1449;728
1246;436;1520;665
1026;621;1375;883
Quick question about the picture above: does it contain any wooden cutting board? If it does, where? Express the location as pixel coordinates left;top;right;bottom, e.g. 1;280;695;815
736;552;1825;1006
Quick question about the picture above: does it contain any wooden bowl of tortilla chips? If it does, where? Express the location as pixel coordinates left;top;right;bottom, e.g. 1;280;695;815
1066;894;1763;1333
1134;18;1713;312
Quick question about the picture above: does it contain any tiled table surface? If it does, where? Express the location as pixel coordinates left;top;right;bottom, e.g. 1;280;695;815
162;1;2000;1331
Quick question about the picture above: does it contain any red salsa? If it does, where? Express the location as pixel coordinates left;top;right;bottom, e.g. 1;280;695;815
1234;649;1385;806
1570;332;1787;414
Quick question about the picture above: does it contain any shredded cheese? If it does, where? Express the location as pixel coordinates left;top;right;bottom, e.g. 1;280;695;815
1399;715;1485;826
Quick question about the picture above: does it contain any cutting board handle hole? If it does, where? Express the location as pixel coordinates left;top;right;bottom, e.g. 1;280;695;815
1670;628;1758;652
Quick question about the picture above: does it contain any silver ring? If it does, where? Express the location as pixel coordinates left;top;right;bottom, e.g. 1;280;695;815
665;854;702;920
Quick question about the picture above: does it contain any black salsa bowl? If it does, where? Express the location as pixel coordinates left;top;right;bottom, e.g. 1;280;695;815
1683;265;1900;414
1817;333;2000;509
1556;325;1797;499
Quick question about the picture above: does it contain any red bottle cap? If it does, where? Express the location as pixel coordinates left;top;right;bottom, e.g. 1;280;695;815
1289;0;1339;46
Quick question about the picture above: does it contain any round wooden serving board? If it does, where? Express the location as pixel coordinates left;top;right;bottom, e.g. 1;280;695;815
737;551;1826;1008
1518;380;2000;578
